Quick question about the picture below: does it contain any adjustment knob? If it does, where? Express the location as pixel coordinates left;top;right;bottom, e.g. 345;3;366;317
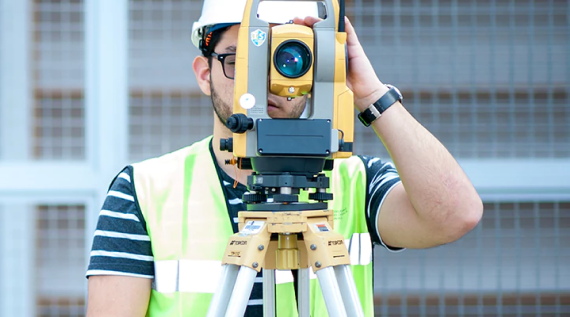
243;193;267;204
226;114;254;134
220;138;233;152
309;192;333;202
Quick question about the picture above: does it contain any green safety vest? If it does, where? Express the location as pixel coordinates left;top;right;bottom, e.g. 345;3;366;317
132;136;375;316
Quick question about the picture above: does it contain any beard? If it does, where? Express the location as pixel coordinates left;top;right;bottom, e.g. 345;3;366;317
286;97;307;119
210;79;308;125
211;81;232;127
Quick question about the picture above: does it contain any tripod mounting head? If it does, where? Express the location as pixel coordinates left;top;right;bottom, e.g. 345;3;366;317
219;0;354;210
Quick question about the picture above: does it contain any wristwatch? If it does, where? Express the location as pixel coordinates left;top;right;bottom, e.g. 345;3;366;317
357;84;403;127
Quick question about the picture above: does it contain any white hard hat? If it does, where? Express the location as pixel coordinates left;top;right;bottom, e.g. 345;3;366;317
191;0;322;49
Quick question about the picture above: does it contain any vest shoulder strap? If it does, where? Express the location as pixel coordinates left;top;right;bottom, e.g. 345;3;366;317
131;136;213;220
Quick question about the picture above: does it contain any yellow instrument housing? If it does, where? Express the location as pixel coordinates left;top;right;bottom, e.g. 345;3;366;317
231;0;353;160
269;24;314;97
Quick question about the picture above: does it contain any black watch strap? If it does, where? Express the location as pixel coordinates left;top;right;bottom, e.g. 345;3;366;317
358;85;403;127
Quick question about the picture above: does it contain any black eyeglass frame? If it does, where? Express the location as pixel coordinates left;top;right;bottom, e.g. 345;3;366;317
210;52;236;80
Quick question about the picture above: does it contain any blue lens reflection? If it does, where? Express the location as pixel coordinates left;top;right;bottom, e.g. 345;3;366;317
275;41;311;78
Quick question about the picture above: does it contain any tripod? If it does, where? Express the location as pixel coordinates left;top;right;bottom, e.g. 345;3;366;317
206;173;365;317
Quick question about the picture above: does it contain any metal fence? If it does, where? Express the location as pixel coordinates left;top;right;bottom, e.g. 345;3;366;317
33;0;85;160
32;0;86;311
36;204;86;316
0;0;567;316
374;201;570;316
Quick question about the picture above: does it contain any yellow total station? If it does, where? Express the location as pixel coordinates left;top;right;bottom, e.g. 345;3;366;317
226;0;354;162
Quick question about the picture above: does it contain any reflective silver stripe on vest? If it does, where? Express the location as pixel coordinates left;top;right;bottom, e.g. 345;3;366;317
346;232;373;266
152;234;371;293
152;260;297;293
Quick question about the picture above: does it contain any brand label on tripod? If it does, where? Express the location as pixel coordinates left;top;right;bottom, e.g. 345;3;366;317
328;239;344;246
315;223;330;232
240;220;264;236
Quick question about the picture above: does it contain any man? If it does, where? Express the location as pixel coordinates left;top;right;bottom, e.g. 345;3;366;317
85;0;483;316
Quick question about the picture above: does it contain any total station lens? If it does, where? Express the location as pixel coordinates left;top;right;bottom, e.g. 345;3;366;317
274;41;312;78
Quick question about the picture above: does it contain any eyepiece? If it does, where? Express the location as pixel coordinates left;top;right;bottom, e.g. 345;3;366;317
273;40;312;78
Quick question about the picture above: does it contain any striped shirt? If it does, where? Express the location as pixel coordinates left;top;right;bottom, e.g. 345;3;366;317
86;144;402;316
86;167;154;279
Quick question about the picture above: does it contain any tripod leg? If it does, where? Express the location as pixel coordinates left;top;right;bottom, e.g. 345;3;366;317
207;264;240;317
315;267;347;317
334;265;365;317
225;266;258;317
297;268;311;317
262;269;275;317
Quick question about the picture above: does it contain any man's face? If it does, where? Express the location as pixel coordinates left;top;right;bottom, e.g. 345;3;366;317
210;25;307;125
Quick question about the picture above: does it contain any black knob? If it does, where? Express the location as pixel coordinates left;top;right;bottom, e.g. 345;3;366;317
309;192;333;202
243;193;267;204
220;138;233;152
226;114;254;134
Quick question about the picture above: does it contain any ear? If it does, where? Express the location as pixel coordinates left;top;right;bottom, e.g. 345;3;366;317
193;56;211;96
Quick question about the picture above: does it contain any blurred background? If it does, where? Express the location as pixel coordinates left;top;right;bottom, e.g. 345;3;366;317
0;0;568;316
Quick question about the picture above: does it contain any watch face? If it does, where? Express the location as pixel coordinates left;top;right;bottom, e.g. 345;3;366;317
358;113;372;127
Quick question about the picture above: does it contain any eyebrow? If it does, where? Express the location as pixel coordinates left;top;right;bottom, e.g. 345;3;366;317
224;45;237;53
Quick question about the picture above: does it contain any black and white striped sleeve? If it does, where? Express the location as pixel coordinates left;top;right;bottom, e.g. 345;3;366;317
86;166;154;279
358;156;404;252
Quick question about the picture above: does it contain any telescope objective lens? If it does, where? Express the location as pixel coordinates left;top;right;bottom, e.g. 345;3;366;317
274;40;312;78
